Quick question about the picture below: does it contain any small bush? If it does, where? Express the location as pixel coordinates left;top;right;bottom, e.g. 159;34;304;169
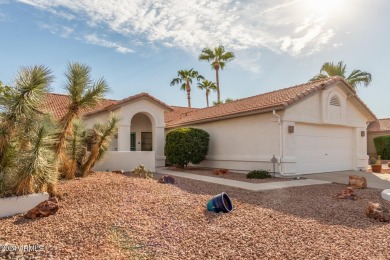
165;128;210;168
131;164;153;179
247;170;271;179
374;136;390;160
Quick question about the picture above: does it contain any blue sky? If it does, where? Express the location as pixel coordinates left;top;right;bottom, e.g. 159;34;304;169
0;0;389;118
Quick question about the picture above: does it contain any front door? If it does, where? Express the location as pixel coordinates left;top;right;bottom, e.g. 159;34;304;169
130;132;136;151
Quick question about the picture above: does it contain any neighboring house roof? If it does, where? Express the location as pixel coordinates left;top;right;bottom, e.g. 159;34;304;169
165;76;377;128
368;118;390;132
42;93;117;120
42;92;172;120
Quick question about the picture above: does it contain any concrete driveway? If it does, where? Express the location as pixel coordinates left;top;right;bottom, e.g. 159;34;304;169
303;170;390;189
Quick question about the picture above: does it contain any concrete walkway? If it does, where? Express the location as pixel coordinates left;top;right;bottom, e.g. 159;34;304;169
157;168;331;191
303;170;390;189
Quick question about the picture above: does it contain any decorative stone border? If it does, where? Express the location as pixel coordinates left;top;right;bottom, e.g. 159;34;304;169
0;193;49;218
381;189;390;201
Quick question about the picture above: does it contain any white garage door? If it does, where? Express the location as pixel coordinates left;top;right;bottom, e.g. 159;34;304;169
295;123;353;174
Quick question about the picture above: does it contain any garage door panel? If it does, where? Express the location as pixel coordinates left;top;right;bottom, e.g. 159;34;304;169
295;124;353;174
296;137;351;149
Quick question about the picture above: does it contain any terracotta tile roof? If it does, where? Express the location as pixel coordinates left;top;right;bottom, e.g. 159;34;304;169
368;118;390;132
41;93;118;120
164;106;200;123
84;92;173;117
42;92;173;120
165;76;377;128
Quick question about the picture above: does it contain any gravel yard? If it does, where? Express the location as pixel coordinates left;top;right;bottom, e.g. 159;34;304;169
1;171;390;259
165;167;293;183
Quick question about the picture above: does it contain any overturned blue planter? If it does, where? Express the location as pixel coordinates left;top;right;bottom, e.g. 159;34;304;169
206;192;233;213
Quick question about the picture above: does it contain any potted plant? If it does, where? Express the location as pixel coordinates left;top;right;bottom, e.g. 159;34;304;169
370;156;382;173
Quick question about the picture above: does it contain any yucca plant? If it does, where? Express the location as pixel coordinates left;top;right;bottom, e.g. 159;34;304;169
62;119;87;179
0;65;53;171
6;117;57;196
82;114;119;177
55;62;109;175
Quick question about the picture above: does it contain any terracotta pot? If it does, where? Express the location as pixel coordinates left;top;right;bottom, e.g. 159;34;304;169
371;165;382;173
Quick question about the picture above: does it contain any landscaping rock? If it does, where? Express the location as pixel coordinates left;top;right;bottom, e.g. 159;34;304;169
348;175;367;189
365;202;390;222
336;187;357;200
213;169;229;175
24;197;59;219
112;169;124;174
158;175;175;184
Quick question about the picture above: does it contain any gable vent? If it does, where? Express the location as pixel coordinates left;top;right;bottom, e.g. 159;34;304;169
330;95;341;107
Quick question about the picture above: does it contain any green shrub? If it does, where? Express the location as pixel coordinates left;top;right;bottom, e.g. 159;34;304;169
165;128;210;168
247;170;271;179
131;164;153;179
373;136;390;160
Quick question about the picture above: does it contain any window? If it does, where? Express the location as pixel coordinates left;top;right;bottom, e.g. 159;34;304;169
141;132;152;151
130;132;136;151
329;95;341;107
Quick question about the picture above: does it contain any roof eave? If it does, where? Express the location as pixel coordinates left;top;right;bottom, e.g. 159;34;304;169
165;105;285;128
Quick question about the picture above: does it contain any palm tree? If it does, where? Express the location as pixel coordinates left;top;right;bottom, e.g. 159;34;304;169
310;61;372;89
82;114;119;177
55;62;109;171
170;69;204;108
197;80;217;107
199;45;235;103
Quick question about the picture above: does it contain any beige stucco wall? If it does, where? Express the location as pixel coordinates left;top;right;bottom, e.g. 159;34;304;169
83;98;168;171
167;113;281;172
92;151;155;172
281;83;369;173
166;83;372;174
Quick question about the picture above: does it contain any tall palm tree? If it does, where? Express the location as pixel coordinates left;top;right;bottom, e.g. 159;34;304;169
197;80;217;107
55;62;109;168
170;69;204;108
310;61;372;89
199;45;235;103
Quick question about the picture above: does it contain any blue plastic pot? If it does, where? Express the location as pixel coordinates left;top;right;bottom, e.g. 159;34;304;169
206;192;233;213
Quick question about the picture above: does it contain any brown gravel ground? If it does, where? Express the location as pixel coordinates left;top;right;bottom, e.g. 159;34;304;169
166;167;293;183
2;171;390;259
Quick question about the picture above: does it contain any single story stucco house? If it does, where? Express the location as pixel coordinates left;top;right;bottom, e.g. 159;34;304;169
43;76;377;176
367;118;390;157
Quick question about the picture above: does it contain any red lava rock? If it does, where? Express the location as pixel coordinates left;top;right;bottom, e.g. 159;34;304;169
336;187;357;200
213;169;229;175
348;175;367;189
158;175;175;184
25;197;59;219
365;202;390;222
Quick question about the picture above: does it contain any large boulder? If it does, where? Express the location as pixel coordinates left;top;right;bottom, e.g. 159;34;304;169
213;169;229;175
365;202;390;222
158;175;175;184
336;187;357;200
348;175;367;189
25;197;59;219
